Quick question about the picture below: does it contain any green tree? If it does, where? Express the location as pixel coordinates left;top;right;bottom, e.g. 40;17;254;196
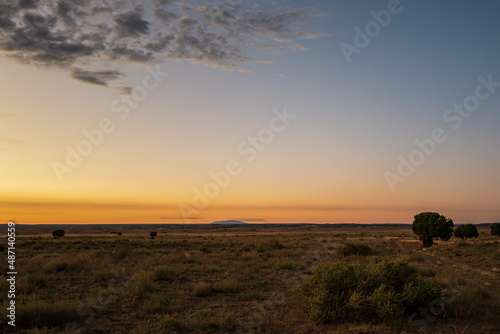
150;231;158;239
412;212;454;247
52;229;65;238
491;223;500;238
454;224;478;240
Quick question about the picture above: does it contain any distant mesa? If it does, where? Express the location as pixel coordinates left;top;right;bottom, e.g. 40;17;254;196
210;220;249;225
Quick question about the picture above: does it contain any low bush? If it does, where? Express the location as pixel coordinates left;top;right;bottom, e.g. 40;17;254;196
159;317;182;332
216;278;244;294
275;259;297;271
24;273;49;289
127;275;157;295
193;282;213;297
300;258;442;324
454;224;479;240
339;243;374;256
154;266;176;281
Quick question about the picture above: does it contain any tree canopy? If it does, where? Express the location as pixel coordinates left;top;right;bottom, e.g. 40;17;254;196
454;224;478;240
412;212;454;247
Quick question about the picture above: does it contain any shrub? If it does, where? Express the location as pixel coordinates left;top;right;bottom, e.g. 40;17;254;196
454;224;479;240
419;268;437;278
275;259;297;270
128;275;157;295
300;258;443;324
94;269;115;281
25;273;49;289
256;239;284;252
52;229;65;238
112;247;129;260
150;232;158;239
269;239;284;250
154;266;176;281
490;223;500;238
216;278;244;294
198;246;211;253
43;260;67;273
412;212;454;247
143;294;171;314
193;282;213;297
339;243;374;256
159;317;182;332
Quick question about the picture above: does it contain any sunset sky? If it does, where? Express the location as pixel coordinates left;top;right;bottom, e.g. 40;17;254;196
1;0;500;224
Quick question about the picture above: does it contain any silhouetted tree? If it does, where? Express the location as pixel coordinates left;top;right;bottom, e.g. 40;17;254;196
454;224;478;240
150;231;157;239
491;223;500;238
412;212;454;247
52;229;65;238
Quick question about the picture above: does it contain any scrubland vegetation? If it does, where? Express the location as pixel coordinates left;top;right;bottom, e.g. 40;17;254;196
0;225;499;333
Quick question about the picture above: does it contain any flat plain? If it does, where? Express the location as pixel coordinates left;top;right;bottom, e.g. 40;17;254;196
1;224;499;333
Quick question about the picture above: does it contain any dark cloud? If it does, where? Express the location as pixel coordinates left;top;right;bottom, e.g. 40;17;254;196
114;10;150;37
0;0;327;93
71;69;123;86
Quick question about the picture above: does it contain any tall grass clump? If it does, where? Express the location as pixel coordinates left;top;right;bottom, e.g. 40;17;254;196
300;258;442;324
193;282;213;297
16;299;79;329
127;274;157;295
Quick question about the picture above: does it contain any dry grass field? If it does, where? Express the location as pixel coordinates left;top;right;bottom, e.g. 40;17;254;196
1;224;499;333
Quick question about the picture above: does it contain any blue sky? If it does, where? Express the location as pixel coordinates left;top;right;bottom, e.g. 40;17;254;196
1;0;499;224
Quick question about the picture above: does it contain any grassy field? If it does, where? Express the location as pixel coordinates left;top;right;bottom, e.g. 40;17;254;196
1;225;499;333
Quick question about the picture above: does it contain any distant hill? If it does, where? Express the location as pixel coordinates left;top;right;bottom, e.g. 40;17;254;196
210;220;249;225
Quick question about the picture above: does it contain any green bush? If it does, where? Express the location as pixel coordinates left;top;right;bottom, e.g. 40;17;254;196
412;212;454;247
454;224;478;240
339;243;374;256
300;258;443;324
491;223;500;238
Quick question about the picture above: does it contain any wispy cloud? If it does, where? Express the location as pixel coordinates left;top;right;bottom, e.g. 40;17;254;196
0;0;327;93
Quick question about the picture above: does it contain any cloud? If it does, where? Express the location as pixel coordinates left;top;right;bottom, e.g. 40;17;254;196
0;0;327;93
71;69;123;86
